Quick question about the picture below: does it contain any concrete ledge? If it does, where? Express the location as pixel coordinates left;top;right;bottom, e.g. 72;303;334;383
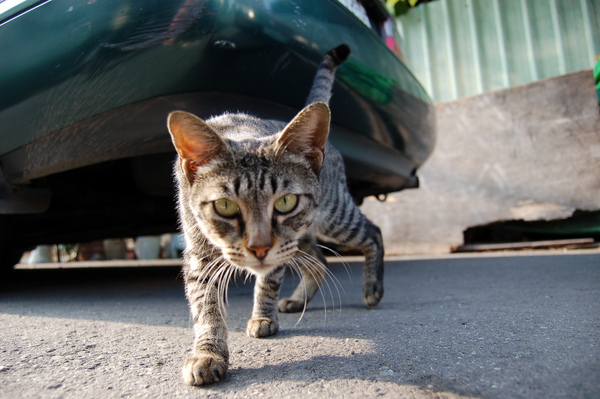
362;70;600;255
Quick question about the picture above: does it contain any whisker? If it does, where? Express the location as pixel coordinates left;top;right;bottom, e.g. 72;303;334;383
296;250;344;318
305;257;337;319
316;244;353;284
286;258;308;326
298;250;346;301
202;257;230;319
243;270;254;285
296;254;329;320
218;260;233;309
221;264;236;319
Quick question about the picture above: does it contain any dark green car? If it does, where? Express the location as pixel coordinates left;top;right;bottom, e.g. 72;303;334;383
0;0;435;268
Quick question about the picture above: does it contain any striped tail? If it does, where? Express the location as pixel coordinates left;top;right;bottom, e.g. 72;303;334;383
305;44;350;106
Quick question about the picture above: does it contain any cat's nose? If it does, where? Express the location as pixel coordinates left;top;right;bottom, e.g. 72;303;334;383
248;245;271;261
245;225;273;261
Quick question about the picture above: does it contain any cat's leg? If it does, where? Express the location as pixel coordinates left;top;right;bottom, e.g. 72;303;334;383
319;204;384;307
355;217;384;307
181;256;229;386
247;265;285;338
278;238;327;313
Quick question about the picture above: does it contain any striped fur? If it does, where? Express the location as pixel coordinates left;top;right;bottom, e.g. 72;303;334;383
168;45;384;386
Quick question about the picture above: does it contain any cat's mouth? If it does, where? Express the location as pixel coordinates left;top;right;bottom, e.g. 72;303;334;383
222;241;297;275
243;255;287;274
248;262;276;273
225;253;290;275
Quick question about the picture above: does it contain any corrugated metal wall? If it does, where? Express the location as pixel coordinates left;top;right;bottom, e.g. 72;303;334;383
397;0;600;102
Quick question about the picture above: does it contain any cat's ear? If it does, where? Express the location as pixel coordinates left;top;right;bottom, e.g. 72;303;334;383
276;102;330;174
167;111;227;183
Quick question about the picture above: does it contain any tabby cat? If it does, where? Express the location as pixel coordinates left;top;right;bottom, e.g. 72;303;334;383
167;44;384;386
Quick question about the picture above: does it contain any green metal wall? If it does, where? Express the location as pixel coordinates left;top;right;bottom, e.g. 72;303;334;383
397;0;600;102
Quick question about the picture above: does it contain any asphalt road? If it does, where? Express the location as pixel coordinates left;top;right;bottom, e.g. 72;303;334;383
1;252;598;398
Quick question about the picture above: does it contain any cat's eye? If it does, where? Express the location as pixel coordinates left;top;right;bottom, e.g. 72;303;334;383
214;198;240;217
274;194;298;214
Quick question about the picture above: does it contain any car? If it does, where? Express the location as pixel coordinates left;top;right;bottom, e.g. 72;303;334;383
0;0;435;269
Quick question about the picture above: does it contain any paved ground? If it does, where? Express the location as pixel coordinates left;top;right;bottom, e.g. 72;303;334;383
1;251;598;398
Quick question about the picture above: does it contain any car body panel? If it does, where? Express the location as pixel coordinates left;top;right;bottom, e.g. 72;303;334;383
0;0;435;261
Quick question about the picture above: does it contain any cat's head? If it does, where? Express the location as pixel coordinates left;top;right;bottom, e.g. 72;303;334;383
167;103;330;275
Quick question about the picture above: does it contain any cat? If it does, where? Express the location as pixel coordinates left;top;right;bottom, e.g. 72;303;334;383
167;44;384;386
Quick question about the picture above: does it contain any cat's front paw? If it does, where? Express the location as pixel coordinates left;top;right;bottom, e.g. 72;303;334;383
246;317;279;338
363;281;384;307
182;353;228;386
278;298;305;313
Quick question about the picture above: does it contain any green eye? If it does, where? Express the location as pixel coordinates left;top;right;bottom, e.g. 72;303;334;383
214;198;240;217
274;194;298;214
